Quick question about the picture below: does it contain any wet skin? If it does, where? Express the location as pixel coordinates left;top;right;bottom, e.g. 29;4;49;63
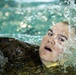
39;22;68;66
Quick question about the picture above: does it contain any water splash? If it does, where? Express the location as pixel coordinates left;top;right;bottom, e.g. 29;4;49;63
53;0;76;71
0;34;43;45
0;50;8;70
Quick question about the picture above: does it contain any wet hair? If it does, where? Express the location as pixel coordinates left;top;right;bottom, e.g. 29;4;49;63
62;21;76;35
62;21;69;25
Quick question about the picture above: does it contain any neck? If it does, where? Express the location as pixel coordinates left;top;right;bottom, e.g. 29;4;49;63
42;60;59;68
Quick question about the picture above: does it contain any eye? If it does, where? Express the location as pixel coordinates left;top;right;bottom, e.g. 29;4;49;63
47;32;53;36
59;37;65;42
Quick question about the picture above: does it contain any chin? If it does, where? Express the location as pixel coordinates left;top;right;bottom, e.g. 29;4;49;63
40;54;51;62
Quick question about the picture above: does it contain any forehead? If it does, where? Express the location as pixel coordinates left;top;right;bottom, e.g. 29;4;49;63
51;22;68;37
52;22;68;30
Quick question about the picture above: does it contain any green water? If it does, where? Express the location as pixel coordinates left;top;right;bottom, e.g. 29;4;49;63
0;0;69;44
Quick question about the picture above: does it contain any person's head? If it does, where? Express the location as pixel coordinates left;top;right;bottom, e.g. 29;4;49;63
39;22;75;67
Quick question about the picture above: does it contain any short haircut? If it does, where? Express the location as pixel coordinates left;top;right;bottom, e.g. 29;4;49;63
62;21;76;35
62;21;69;25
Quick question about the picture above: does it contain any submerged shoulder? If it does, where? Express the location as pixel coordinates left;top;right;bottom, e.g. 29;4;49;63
0;37;41;70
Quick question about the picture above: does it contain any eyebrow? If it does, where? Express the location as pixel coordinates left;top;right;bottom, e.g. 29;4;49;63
48;29;53;33
59;34;68;40
48;29;68;40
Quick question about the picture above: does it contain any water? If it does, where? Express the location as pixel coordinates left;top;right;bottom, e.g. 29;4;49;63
0;0;69;44
0;0;76;74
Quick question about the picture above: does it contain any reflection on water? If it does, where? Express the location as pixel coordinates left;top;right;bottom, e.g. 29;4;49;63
0;0;69;44
0;0;67;36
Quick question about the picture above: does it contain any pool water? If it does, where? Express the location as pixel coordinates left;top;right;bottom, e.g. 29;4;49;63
0;0;71;44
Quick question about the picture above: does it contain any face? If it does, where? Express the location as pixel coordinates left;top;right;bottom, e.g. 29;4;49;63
39;22;68;64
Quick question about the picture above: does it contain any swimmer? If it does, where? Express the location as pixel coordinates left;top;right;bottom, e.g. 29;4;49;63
0;22;76;75
39;22;76;68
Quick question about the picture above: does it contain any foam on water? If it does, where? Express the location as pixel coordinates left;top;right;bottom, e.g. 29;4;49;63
57;0;76;71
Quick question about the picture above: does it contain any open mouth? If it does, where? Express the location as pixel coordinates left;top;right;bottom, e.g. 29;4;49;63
44;46;52;52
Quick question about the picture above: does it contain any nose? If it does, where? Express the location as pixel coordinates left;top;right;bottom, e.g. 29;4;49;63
48;38;55;45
